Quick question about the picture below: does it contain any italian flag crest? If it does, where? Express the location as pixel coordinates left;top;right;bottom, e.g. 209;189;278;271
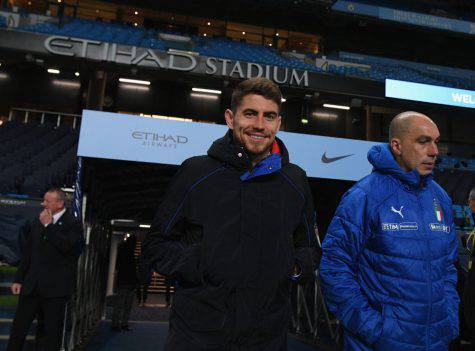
433;198;443;222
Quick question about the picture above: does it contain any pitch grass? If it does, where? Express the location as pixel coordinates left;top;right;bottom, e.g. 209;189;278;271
0;295;18;307
0;266;17;274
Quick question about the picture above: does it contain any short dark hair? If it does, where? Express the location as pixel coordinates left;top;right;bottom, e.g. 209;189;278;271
47;188;67;202
231;77;282;113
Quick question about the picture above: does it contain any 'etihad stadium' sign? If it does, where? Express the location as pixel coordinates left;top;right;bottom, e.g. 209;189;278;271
44;36;309;87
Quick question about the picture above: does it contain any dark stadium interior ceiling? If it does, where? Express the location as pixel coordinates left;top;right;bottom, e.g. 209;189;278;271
2;55;473;143
0;48;386;119
101;0;475;15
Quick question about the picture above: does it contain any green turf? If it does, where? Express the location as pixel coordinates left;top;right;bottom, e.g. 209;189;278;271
0;266;18;274
0;295;18;307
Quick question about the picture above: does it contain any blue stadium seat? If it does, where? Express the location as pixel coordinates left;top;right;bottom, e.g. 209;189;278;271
0;121;78;198
0;15;7;28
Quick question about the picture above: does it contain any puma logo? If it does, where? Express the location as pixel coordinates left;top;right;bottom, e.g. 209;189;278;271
391;206;404;219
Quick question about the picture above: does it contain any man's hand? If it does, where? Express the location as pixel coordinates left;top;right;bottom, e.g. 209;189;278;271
39;209;53;227
11;283;21;295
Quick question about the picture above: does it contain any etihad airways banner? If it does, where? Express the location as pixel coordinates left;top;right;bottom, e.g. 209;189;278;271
386;79;475;109
78;110;380;182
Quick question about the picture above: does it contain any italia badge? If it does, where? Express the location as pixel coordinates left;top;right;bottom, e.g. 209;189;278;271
433;198;443;222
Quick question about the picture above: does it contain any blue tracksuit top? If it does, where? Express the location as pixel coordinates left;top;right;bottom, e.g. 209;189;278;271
319;144;459;351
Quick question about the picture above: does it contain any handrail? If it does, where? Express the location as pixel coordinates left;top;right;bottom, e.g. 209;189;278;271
9;107;81;118
8;108;81;129
290;272;340;345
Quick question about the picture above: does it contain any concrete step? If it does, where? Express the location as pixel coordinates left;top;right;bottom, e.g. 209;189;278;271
0;317;38;334
0;335;36;351
0;317;37;351
148;288;175;294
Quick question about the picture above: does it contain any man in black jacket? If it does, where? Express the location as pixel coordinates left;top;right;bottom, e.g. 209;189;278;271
7;188;83;351
144;77;319;350
463;187;475;350
469;187;475;223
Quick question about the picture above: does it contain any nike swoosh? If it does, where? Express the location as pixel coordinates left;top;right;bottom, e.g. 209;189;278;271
321;152;354;163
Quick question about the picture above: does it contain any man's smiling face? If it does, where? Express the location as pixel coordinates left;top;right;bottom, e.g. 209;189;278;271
225;94;281;164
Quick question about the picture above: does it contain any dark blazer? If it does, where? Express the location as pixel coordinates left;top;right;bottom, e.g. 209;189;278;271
14;209;83;298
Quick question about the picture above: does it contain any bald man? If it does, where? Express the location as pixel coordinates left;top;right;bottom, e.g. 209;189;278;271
320;112;459;351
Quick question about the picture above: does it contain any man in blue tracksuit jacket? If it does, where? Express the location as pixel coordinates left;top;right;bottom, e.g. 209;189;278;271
320;112;459;350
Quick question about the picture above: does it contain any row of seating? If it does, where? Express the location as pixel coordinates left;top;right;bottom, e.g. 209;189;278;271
336;52;475;90
0;121;78;198
435;168;475;208
194;36;320;71
437;156;475;171
0;15;6;28
453;204;474;230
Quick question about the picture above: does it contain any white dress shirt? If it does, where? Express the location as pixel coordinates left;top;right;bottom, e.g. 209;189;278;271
52;208;66;224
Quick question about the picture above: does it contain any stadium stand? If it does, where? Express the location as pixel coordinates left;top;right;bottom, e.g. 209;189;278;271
336;52;475;89
452;203;474;229
0;120;78;198
18;17;319;71
15;15;475;90
0;14;7;28
435;167;475;228
195;36;320;71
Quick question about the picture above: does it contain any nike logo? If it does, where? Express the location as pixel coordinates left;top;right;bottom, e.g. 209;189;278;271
321;152;354;163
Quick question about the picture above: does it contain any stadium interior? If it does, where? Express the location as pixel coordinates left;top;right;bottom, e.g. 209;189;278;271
0;0;474;350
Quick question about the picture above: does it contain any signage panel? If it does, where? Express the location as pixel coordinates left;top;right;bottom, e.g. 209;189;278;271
78;110;380;181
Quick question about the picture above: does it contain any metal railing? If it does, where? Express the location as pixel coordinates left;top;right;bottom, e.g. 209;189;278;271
8;108;81;129
290;272;340;346
290;231;340;347
62;220;110;351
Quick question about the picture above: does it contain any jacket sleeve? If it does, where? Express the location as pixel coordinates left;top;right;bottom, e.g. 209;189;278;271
43;217;83;254
444;203;460;340
292;173;320;284
143;159;202;286
14;220;32;284
463;260;475;331
319;186;383;345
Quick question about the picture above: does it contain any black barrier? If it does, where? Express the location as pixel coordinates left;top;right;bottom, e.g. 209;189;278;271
0;197;41;265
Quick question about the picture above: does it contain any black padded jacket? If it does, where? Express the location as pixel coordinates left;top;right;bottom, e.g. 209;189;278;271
144;131;319;350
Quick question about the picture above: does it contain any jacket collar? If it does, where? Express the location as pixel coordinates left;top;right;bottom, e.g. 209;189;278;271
208;130;289;176
53;208;66;224
367;144;432;189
